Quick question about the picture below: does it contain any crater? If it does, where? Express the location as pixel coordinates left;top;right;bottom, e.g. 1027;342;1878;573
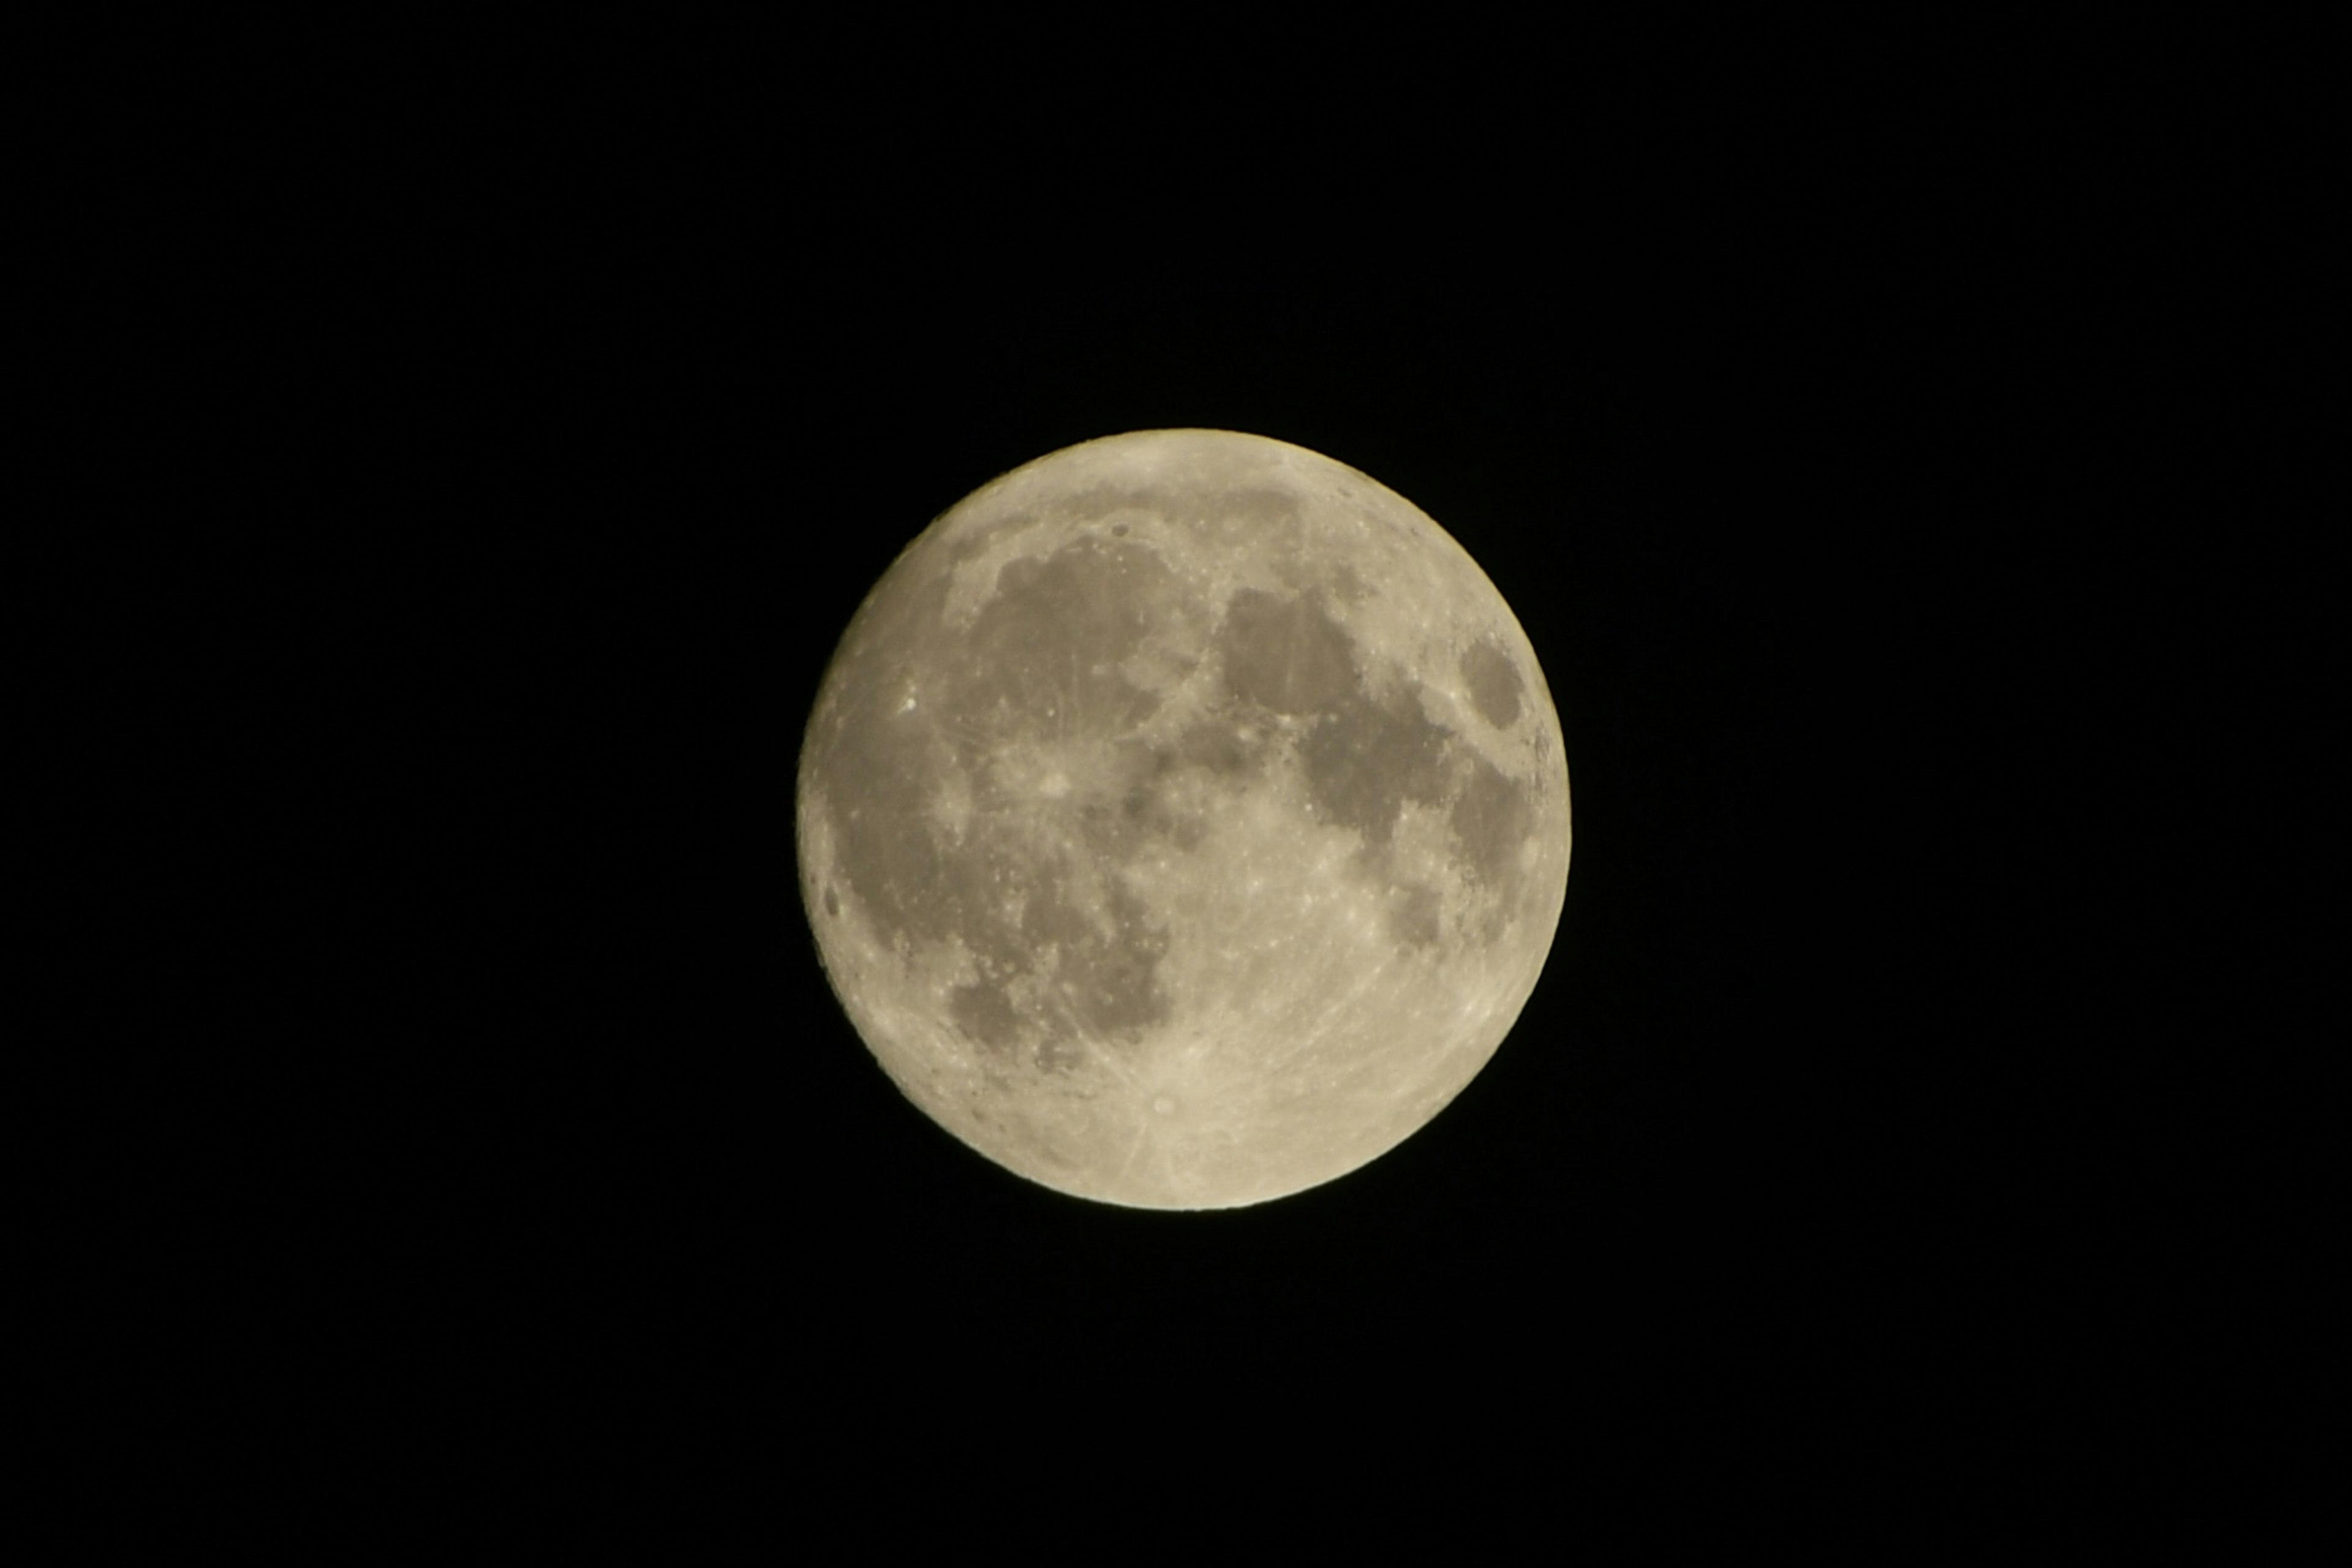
1046;483;1300;537
1176;714;1272;780
1217;588;1359;716
987;856;1173;1051
1299;690;1453;848
949;980;1022;1054
1389;882;1443;949
1461;638;1525;728
960;537;1175;738
1084;770;1207;859
1036;1036;1088;1074
809;571;959;953
1450;756;1536;894
1059;877;1173;1041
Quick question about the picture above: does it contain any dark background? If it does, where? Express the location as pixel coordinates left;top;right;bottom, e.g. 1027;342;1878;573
73;24;2324;1548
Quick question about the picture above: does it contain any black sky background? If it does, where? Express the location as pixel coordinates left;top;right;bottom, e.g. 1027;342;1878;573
75;28;2326;1547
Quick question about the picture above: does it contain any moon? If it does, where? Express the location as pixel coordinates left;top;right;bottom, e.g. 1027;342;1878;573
797;429;1569;1209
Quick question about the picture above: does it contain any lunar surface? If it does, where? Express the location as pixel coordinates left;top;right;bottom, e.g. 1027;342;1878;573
797;430;1570;1208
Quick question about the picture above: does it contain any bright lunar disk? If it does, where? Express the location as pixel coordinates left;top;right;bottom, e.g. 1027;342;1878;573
797;430;1570;1209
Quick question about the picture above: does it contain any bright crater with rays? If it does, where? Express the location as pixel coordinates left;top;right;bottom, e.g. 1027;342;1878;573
797;429;1570;1208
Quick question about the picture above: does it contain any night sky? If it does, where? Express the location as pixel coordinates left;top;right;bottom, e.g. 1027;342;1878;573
91;35;2312;1548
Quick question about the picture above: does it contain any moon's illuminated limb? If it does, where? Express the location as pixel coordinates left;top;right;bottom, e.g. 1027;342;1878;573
797;429;1569;1209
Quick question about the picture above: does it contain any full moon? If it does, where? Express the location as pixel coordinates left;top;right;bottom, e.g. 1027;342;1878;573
797;429;1570;1208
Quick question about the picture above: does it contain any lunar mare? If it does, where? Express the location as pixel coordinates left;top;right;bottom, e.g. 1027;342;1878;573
797;429;1569;1209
